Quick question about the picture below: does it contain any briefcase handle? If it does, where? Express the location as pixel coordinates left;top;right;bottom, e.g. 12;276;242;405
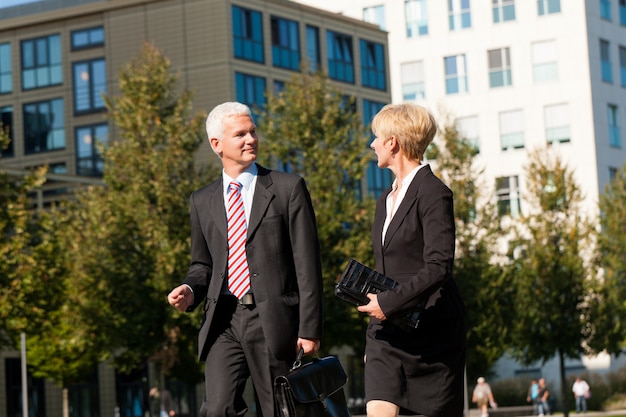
291;348;305;371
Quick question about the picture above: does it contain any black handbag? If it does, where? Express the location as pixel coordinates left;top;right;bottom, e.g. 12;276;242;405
335;258;425;331
274;349;351;417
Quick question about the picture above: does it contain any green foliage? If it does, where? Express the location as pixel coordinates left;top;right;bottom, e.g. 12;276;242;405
588;162;626;354
0;133;98;384
506;148;593;416
508;148;591;364
258;71;374;354
427;115;514;380
59;42;214;381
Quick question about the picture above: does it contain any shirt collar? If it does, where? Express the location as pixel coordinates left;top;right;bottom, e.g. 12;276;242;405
223;163;257;192
391;162;426;192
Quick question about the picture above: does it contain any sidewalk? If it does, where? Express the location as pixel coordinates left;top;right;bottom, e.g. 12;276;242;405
352;409;626;417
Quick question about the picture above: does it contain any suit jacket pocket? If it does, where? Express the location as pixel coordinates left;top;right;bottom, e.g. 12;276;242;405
282;291;300;306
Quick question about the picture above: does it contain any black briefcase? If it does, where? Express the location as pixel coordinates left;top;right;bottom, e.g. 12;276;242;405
334;258;425;331
274;349;351;417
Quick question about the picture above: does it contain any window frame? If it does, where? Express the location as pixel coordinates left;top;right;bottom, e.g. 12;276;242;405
444;54;468;94
360;39;386;90
72;58;107;115
21;34;62;90
327;30;355;84
488;47;512;88
23;97;65;154
271;16;300;71
70;26;104;51
232;5;264;64
75;123;108;177
0;42;12;94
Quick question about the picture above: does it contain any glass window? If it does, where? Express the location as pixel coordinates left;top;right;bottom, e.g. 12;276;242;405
71;26;104;50
538;0;560;15
608;104;621;148
360;40;386;90
1;106;13;157
364;99;390;198
532;40;558;82
493;0;516;23
488;47;512;88
6;358;47;417
619;45;626;87
449;0;471;30
405;0;428;37
271;16;300;71
363;5;386;30
366;161;393;198
544;103;570;144
456;115;480;151
401;61;425;101
444;54;468;94
235;72;266;121
21;34;62;90
601;39;613;83
232;5;264;64
499;109;524;150
620;0;626;25
23;98;65;154
76;123;108;176
327;30;354;84
601;0;612;20
68;371;100;417
0;43;12;94
496;176;521;217
305;25;321;72
73;58;106;114
363;99;385;133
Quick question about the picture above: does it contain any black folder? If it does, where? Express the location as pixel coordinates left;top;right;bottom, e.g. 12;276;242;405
335;259;424;331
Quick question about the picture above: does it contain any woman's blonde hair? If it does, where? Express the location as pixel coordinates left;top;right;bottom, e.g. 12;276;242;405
371;103;438;162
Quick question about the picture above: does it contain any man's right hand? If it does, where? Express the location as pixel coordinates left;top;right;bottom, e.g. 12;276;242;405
168;284;193;312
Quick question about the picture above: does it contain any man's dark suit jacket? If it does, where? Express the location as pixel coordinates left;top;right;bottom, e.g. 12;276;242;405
182;164;323;362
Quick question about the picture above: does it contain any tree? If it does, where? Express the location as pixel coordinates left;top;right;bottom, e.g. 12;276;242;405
61;42;213;384
257;70;375;354
507;148;592;417
587;162;626;355
426;115;514;381
0;125;98;417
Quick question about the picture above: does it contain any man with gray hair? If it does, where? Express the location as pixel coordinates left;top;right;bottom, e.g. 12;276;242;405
168;102;323;417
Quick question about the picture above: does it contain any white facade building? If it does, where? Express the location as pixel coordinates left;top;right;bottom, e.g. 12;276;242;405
292;0;626;383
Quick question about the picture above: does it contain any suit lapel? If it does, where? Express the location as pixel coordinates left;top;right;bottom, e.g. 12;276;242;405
383;165;431;249
248;164;273;238
202;178;227;240
373;186;391;255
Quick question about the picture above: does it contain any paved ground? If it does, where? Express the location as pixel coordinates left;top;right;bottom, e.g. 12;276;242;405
352;408;626;417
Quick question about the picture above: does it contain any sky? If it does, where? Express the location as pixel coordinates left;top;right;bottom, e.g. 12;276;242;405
0;0;42;8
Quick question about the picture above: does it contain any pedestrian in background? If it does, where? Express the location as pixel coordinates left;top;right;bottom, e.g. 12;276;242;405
526;378;539;414
472;377;497;417
572;376;590;414
537;377;551;416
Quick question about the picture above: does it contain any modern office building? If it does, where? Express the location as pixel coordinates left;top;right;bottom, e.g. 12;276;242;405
0;0;390;416
0;0;391;207
291;0;626;384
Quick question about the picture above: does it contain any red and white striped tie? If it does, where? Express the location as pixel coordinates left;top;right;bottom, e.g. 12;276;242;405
227;181;250;298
